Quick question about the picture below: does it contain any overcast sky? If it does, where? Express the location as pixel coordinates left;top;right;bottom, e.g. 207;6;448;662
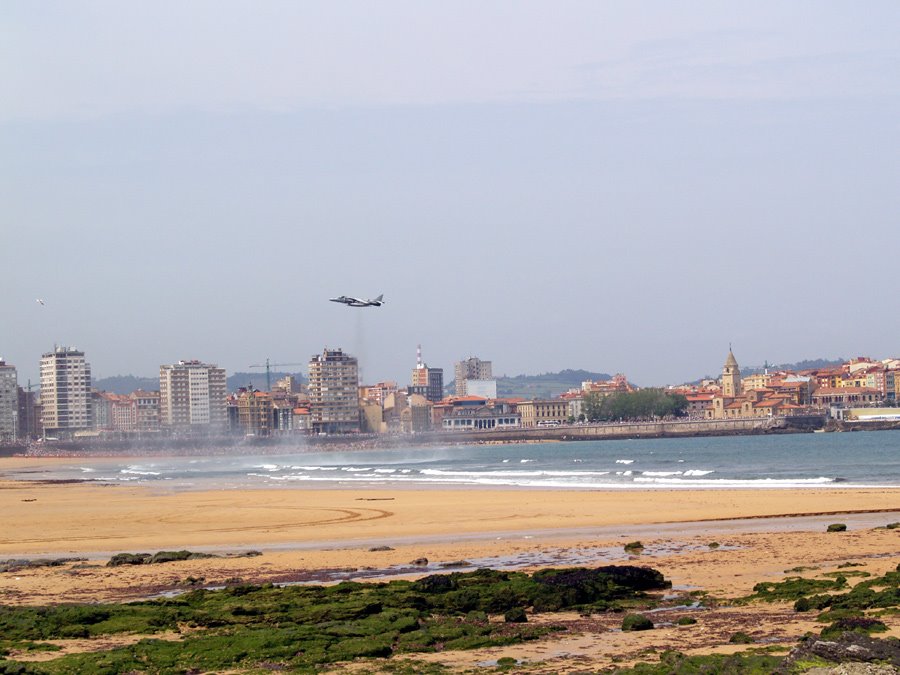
2;1;899;387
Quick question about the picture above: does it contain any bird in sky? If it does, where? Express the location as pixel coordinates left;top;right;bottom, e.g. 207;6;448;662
35;299;45;305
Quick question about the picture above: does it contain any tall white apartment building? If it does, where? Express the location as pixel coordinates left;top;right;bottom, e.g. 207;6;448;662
0;359;18;443
40;347;92;436
159;360;227;431
454;356;494;397
308;348;360;434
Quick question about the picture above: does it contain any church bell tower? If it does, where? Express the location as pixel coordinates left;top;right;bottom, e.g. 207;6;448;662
722;347;742;398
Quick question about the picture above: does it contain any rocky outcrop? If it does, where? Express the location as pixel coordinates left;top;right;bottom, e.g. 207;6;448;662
785;632;900;670
0;557;86;572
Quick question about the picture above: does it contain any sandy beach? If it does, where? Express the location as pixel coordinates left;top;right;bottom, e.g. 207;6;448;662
2;457;900;671
3;474;900;553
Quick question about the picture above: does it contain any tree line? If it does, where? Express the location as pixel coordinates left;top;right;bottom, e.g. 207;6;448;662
581;389;688;422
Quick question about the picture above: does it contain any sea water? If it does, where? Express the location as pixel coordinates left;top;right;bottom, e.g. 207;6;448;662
9;430;900;490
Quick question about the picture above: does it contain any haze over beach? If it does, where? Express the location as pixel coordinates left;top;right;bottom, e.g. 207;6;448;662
3;1;900;386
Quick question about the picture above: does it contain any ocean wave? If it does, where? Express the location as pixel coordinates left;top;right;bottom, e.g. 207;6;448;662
121;469;161;476
641;471;683;477
637;470;713;477
615;459;634;464
419;469;611;478
632;476;836;487
244;471;884;490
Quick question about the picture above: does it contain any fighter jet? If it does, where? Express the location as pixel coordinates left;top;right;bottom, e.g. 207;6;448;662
329;294;385;308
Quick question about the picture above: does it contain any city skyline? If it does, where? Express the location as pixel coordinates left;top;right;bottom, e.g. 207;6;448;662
3;2;899;387
4;344;897;443
0;341;887;396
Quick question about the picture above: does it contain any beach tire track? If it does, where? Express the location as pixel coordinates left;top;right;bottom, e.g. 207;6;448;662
196;507;393;534
0;533;131;545
2;508;394;544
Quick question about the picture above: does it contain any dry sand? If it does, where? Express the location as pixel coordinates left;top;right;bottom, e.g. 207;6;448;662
2;459;900;672
3;472;899;556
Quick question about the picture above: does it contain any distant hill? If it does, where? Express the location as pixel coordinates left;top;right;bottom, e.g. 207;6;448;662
689;357;848;384
741;357;845;376
94;372;307;395
93;375;158;394
498;370;614;399
446;369;613;400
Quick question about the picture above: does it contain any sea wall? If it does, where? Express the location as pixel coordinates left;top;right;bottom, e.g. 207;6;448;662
12;415;829;456
430;415;827;445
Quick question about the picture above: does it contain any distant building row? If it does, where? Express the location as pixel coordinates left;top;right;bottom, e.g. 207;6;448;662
673;350;900;420
7;344;899;444
0;346;502;441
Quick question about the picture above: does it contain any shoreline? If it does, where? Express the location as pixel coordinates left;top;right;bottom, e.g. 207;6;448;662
4;453;900;494
3;473;899;556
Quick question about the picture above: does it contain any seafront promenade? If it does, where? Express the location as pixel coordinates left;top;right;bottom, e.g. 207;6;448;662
436;414;827;444
3;415;833;457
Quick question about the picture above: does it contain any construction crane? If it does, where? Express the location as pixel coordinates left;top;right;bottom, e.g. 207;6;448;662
248;358;304;392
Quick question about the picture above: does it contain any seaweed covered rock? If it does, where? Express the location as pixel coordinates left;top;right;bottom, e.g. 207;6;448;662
729;631;754;644
595;565;671;591
621;613;653;631
413;574;456;594
107;550;217;566
504;607;527;623
749;575;847;602
107;553;151;566
529;565;669;612
149;550;216;564
786;632;900;668
0;557;86;573
0;564;671;672
820;617;888;639
531;568;614;610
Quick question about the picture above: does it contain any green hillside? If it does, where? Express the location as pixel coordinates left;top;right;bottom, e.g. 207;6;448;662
93;375;158;394
741;357;845;375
